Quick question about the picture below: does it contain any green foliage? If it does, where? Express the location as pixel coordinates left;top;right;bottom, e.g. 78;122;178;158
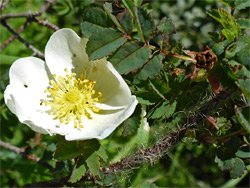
1;0;250;187
86;28;127;60
207;8;241;40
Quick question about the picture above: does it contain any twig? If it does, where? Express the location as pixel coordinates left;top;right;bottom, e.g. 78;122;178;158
0;0;10;12
33;17;59;31
0;140;54;170
0;140;25;155
0;0;55;21
0;19;31;52
1;20;45;58
23;89;238;187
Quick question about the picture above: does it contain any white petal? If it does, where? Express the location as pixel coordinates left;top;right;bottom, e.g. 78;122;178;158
9;57;50;89
65;96;138;140
88;59;132;107
4;57;51;134
45;28;90;77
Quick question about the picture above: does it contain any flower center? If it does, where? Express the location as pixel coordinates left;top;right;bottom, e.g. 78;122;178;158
43;68;102;128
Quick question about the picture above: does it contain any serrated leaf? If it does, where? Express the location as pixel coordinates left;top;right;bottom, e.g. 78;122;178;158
216;0;234;7
147;100;175;119
237;19;250;29
212;40;232;55
134;91;161;105
117;10;134;34
95;145;108;163
235;78;250;100
122;106;141;136
158;17;175;35
135;53;164;81
226;35;250;58
163;100;177;119
149;79;170;100
85;152;100;177
231;158;246;179
207;32;221;42
134;7;155;42
109;41;151;74
236;150;250;159
235;106;250;133
236;49;250;70
136;106;150;147
103;2;126;33
208;8;241;40
81;8;110;37
86;28;127;60
54;141;82;160
215;156;236;171
69;158;86;183
122;0;135;16
235;0;250;10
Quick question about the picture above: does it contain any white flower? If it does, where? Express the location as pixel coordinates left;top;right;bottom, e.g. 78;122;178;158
4;28;138;141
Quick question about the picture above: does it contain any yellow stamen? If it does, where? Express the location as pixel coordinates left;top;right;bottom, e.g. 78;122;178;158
43;69;102;128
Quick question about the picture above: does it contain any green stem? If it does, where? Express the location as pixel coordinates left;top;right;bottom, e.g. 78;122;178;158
215;128;245;140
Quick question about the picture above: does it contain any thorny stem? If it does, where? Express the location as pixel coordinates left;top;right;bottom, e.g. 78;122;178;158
23;89;238;187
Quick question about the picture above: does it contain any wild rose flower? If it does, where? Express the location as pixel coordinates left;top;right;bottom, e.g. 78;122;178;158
4;28;138;140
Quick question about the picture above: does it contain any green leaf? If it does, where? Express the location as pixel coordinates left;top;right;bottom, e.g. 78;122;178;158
81;8;111;37
103;2;126;33
215;156;235;171
212;40;232;55
134;0;143;7
207;32;221;42
216;0;234;7
208;8;241;40
226;35;250;58
85;152;100;177
109;41;151;74
236;49;250;70
235;78;250;100
122;0;135;17
149;79;171;100
235;106;250;133
136;106;150;147
134;91;161;105
54;141;82;160
139;182;158;188
235;0;250;10
163;100;177;119
86;28;127;60
231;158;246;179
135;53;164;81
158;17;175;35
117;10;134;34
134;7;155;42
237;19;250;29
95;145;108;163
69;157;86;183
122;106;141;136
236;150;250;159
147;100;176;119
